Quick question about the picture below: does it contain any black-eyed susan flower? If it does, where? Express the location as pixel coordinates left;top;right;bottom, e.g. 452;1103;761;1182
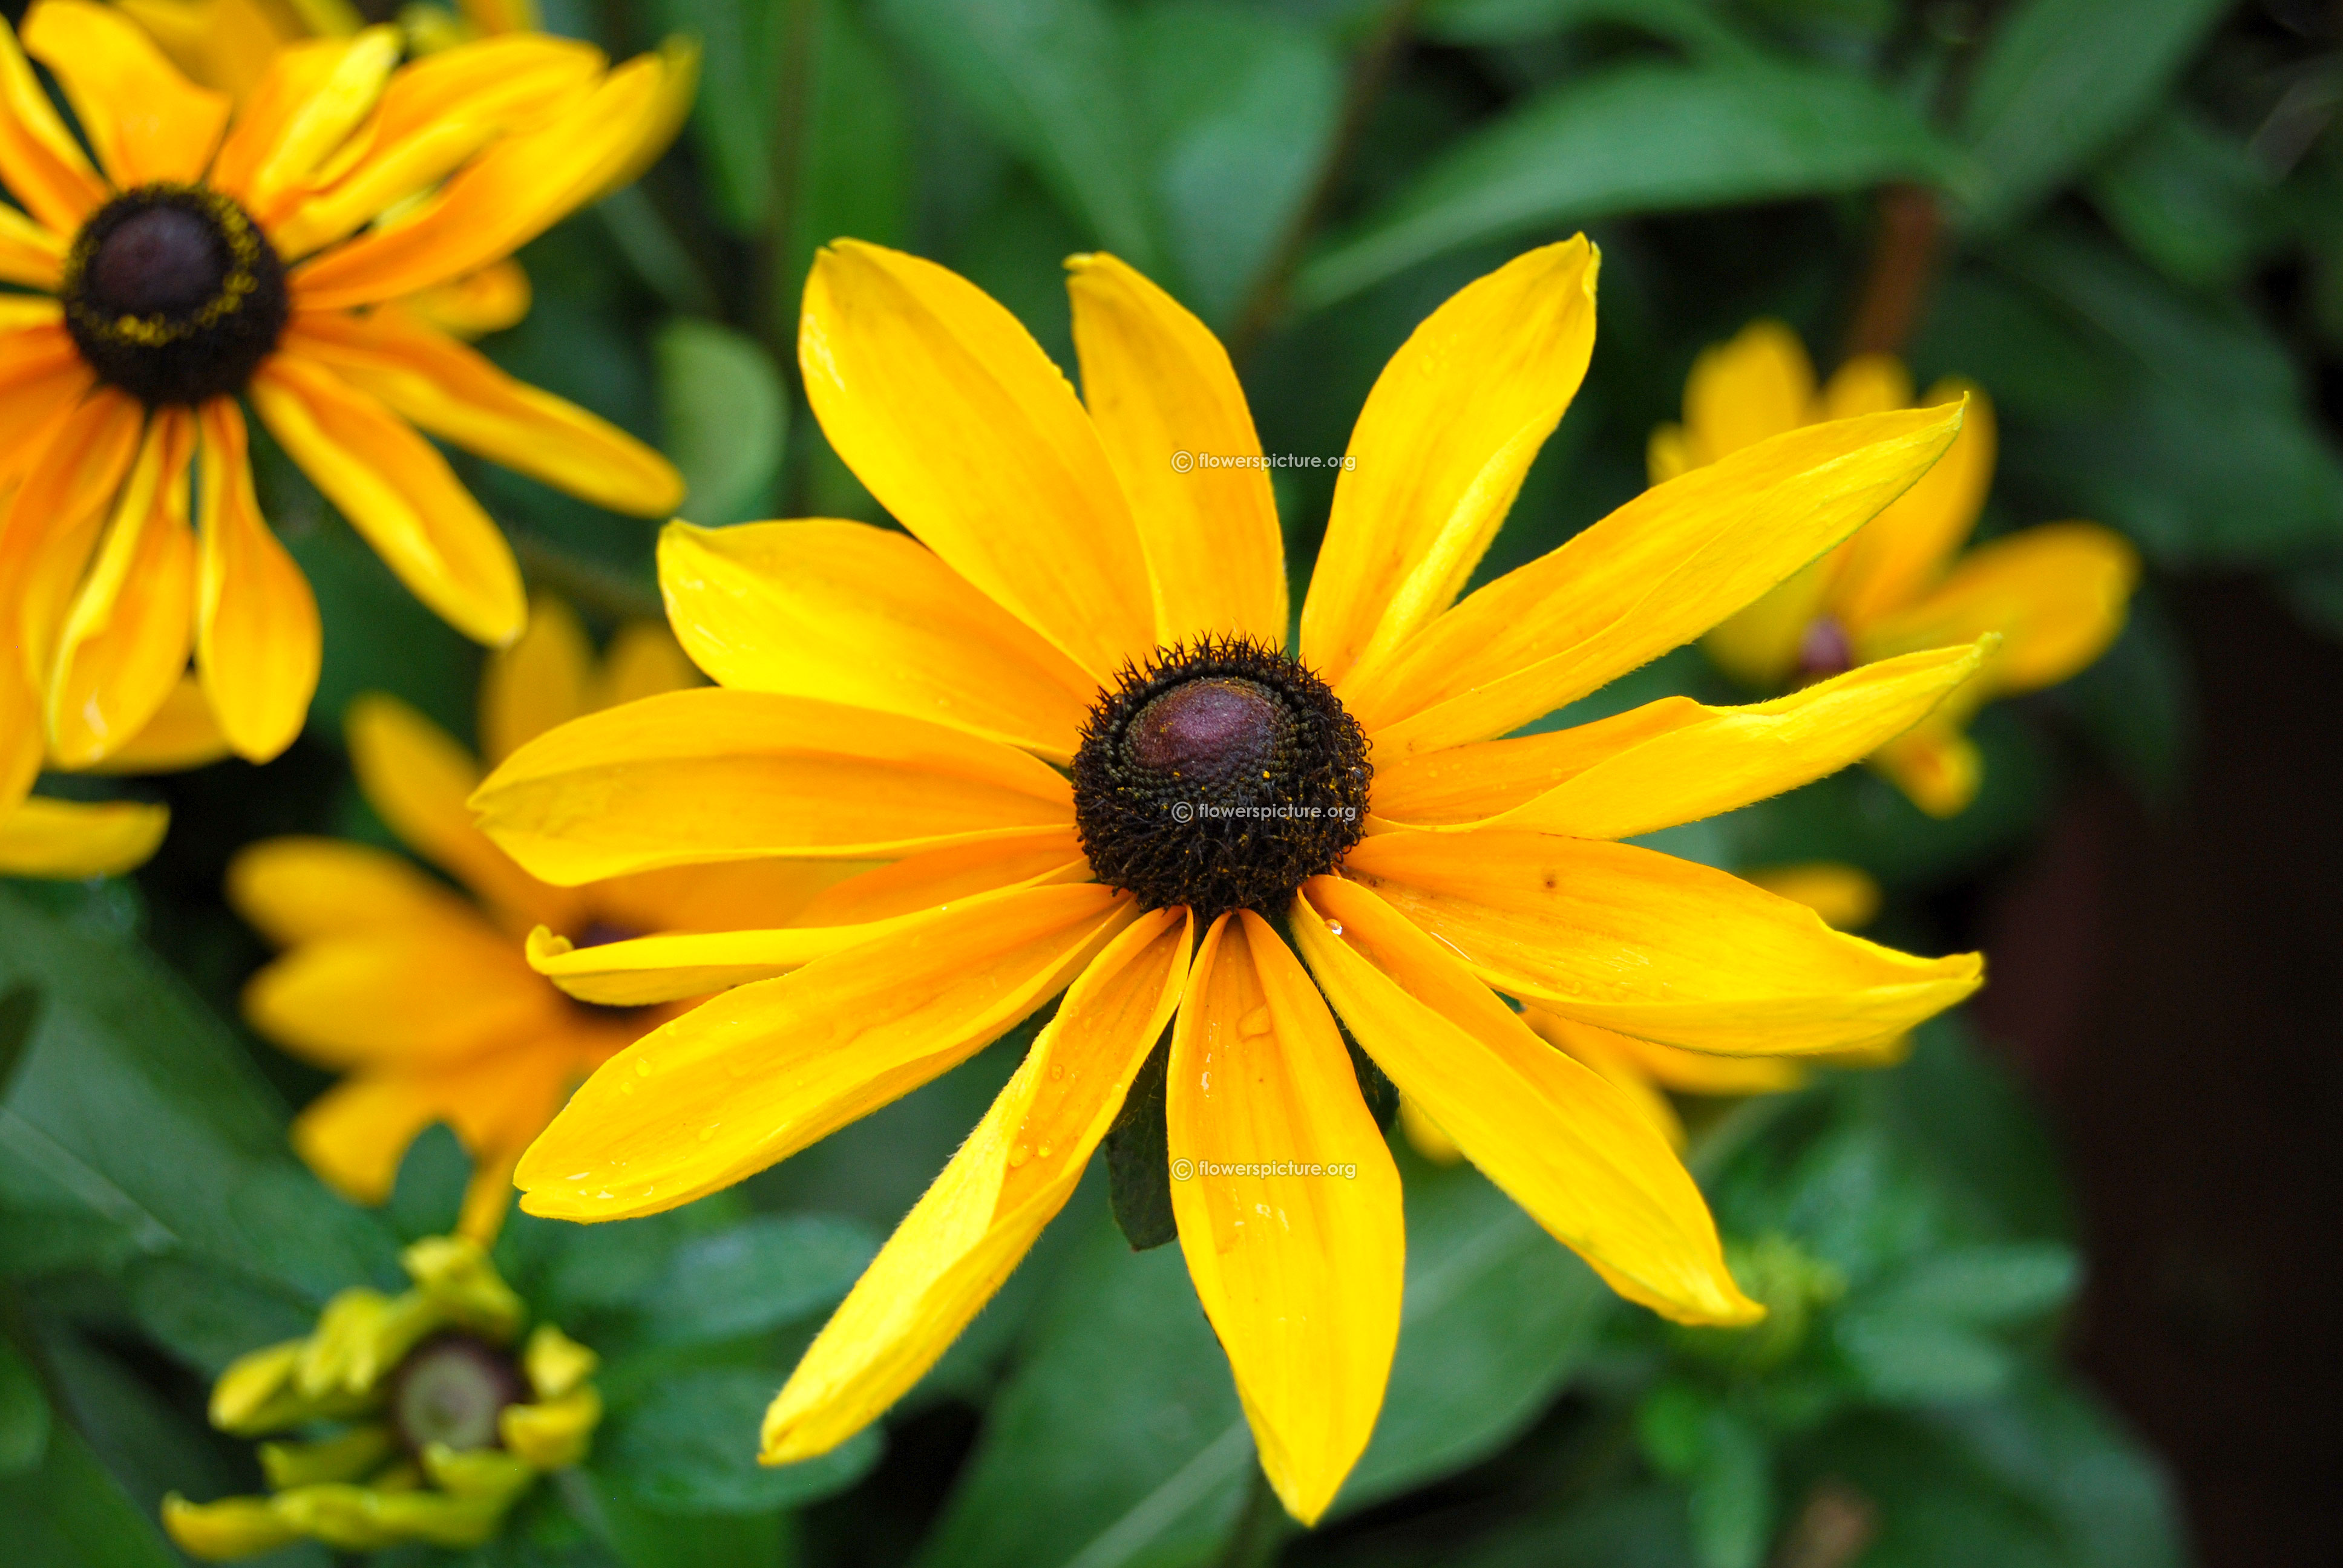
0;1;688;828
162;1234;601;1558
0;667;241;875
1652;321;2140;816
231;597;845;1239
470;238;1990;1523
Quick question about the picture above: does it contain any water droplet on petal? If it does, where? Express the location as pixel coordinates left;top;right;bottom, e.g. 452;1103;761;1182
1326;921;1344;937
1239;1005;1273;1037
1006;1143;1032;1168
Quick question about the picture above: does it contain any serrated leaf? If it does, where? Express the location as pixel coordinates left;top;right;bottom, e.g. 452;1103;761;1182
1299;59;1956;309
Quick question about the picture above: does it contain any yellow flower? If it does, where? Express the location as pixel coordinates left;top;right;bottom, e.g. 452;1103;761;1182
162;1234;603;1560
471;238;1988;1523
230;596;845;1240
0;670;240;877
0;1;689;843
1652;321;2141;816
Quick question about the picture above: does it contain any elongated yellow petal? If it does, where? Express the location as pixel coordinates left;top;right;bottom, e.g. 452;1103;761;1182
764;908;1192;1462
229;835;483;946
284;309;683;517
194;399;320;763
208;39;353;199
0;795;167;876
1526;1009;1806;1100
1168;910;1403;1525
1294;878;1755;1323
592;621;696;708
80;673;231;773
514;883;1138;1221
252;354;525;647
799;241;1155;681
1742;862;1880;930
1374;643;1987;839
287;51;667;304
347;691;580;933
236;25;401;215
1680;319;1813;464
1830;380;1995;630
398;260;532;340
1518;1010;1688;1149
22;1;231;186
1340;829;1981;1056
479;594;591;769
1859;521;2138;695
1869;719;1982;819
588;855;869;938
0;199;61;289
1066;252;1285;647
45;408;199;768
1700;550;1839;690
5;393;146;722
244;926;563;1070
471;688;1075;886
791;830;1090;926
290;1072;447;1204
0;14;108;232
1345;404;1965;758
658;520;1095;762
0;322;88;485
1305;240;1598;688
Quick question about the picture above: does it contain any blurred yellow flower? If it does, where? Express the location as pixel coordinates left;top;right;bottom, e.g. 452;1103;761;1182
470;239;1987;1521
162;1235;601;1559
229;597;845;1239
1652;321;2140;816
0;1;690;843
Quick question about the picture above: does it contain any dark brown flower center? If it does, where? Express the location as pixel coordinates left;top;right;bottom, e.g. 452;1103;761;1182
388;1333;526;1454
61;184;288;407
1072;636;1370;923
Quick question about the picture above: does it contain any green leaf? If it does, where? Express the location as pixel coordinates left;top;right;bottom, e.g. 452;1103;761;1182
601;1367;881;1515
1832;1312;2014;1405
641;1215;880;1346
2056;593;2195;809
655;319;789;528
1958;0;2232;229
913;1209;1250;1568
122;1253;318;1376
0;1337;48;1475
0;1416;181;1568
1103;1031;1176;1252
1420;0;1753;53
654;0;786;232
387;1123;473;1244
2088;109;2285;289
563;1470;791;1568
1130;0;1341;328
1298;59;1956;309
1930;1377;2186;1568
1860;1244;2080;1329
782;0;914;316
881;0;1161;269
1335;1156;1609;1512
1686;1406;1771;1568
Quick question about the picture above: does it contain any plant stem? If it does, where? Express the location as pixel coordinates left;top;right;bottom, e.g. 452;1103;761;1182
1211;1461;1291;1568
1838;183;1944;364
1225;0;1426;362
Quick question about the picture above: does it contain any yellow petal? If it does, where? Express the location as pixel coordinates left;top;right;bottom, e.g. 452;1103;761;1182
1525;1008;1803;1102
251;353;525;647
22;1;231;185
1741;862;1880;930
1817;352;1912;420
1168;910;1403;1525
658;519;1095;762
1339;829;1981;1056
1345;403;1966;758
1373;643;1988;840
581;33;695;201
45;408;200;768
1645;423;1690;485
162;1494;303;1561
346;691;579;932
792;829;1090;926
513;882;1138;1221
197;397;321;762
74;673;229;774
208;39;355;200
1518;1009;1688;1148
228;835;482;946
1066;252;1285;647
398;258;532;340
0;198;61;289
1305;239;1598;689
1869;719;1982;818
291;1072;449;1203
283;308;683;517
1395;1095;1463;1164
287;50;670;304
111;0;300;100
1859;521;2138;695
245;926;563;1069
592;620;697;708
763;908;1192;1462
1680;319;1814;462
0;321;90;483
500;1385;600;1469
1292;878;1757;1325
1830;379;1996;630
530;863;1097;1005
799;241;1155;681
0;795;168;877
586;854;870;936
5;393;148;736
234;24;401;215
470;688;1075;886
1700;550;1839;690
0;13;109;232
479;593;591;768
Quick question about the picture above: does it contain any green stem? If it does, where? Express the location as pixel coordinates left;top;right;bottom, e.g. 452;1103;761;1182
1211;1461;1292;1568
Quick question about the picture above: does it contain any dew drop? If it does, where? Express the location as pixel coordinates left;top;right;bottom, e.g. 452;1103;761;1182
1326;921;1344;937
635;1059;654;1076
1006;1143;1032;1168
1037;1144;1054;1160
1239;1005;1273;1037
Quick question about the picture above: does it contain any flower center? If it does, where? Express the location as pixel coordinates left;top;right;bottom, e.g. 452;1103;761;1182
1072;636;1370;923
61;184;289;407
388;1333;526;1454
1797;615;1854;681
